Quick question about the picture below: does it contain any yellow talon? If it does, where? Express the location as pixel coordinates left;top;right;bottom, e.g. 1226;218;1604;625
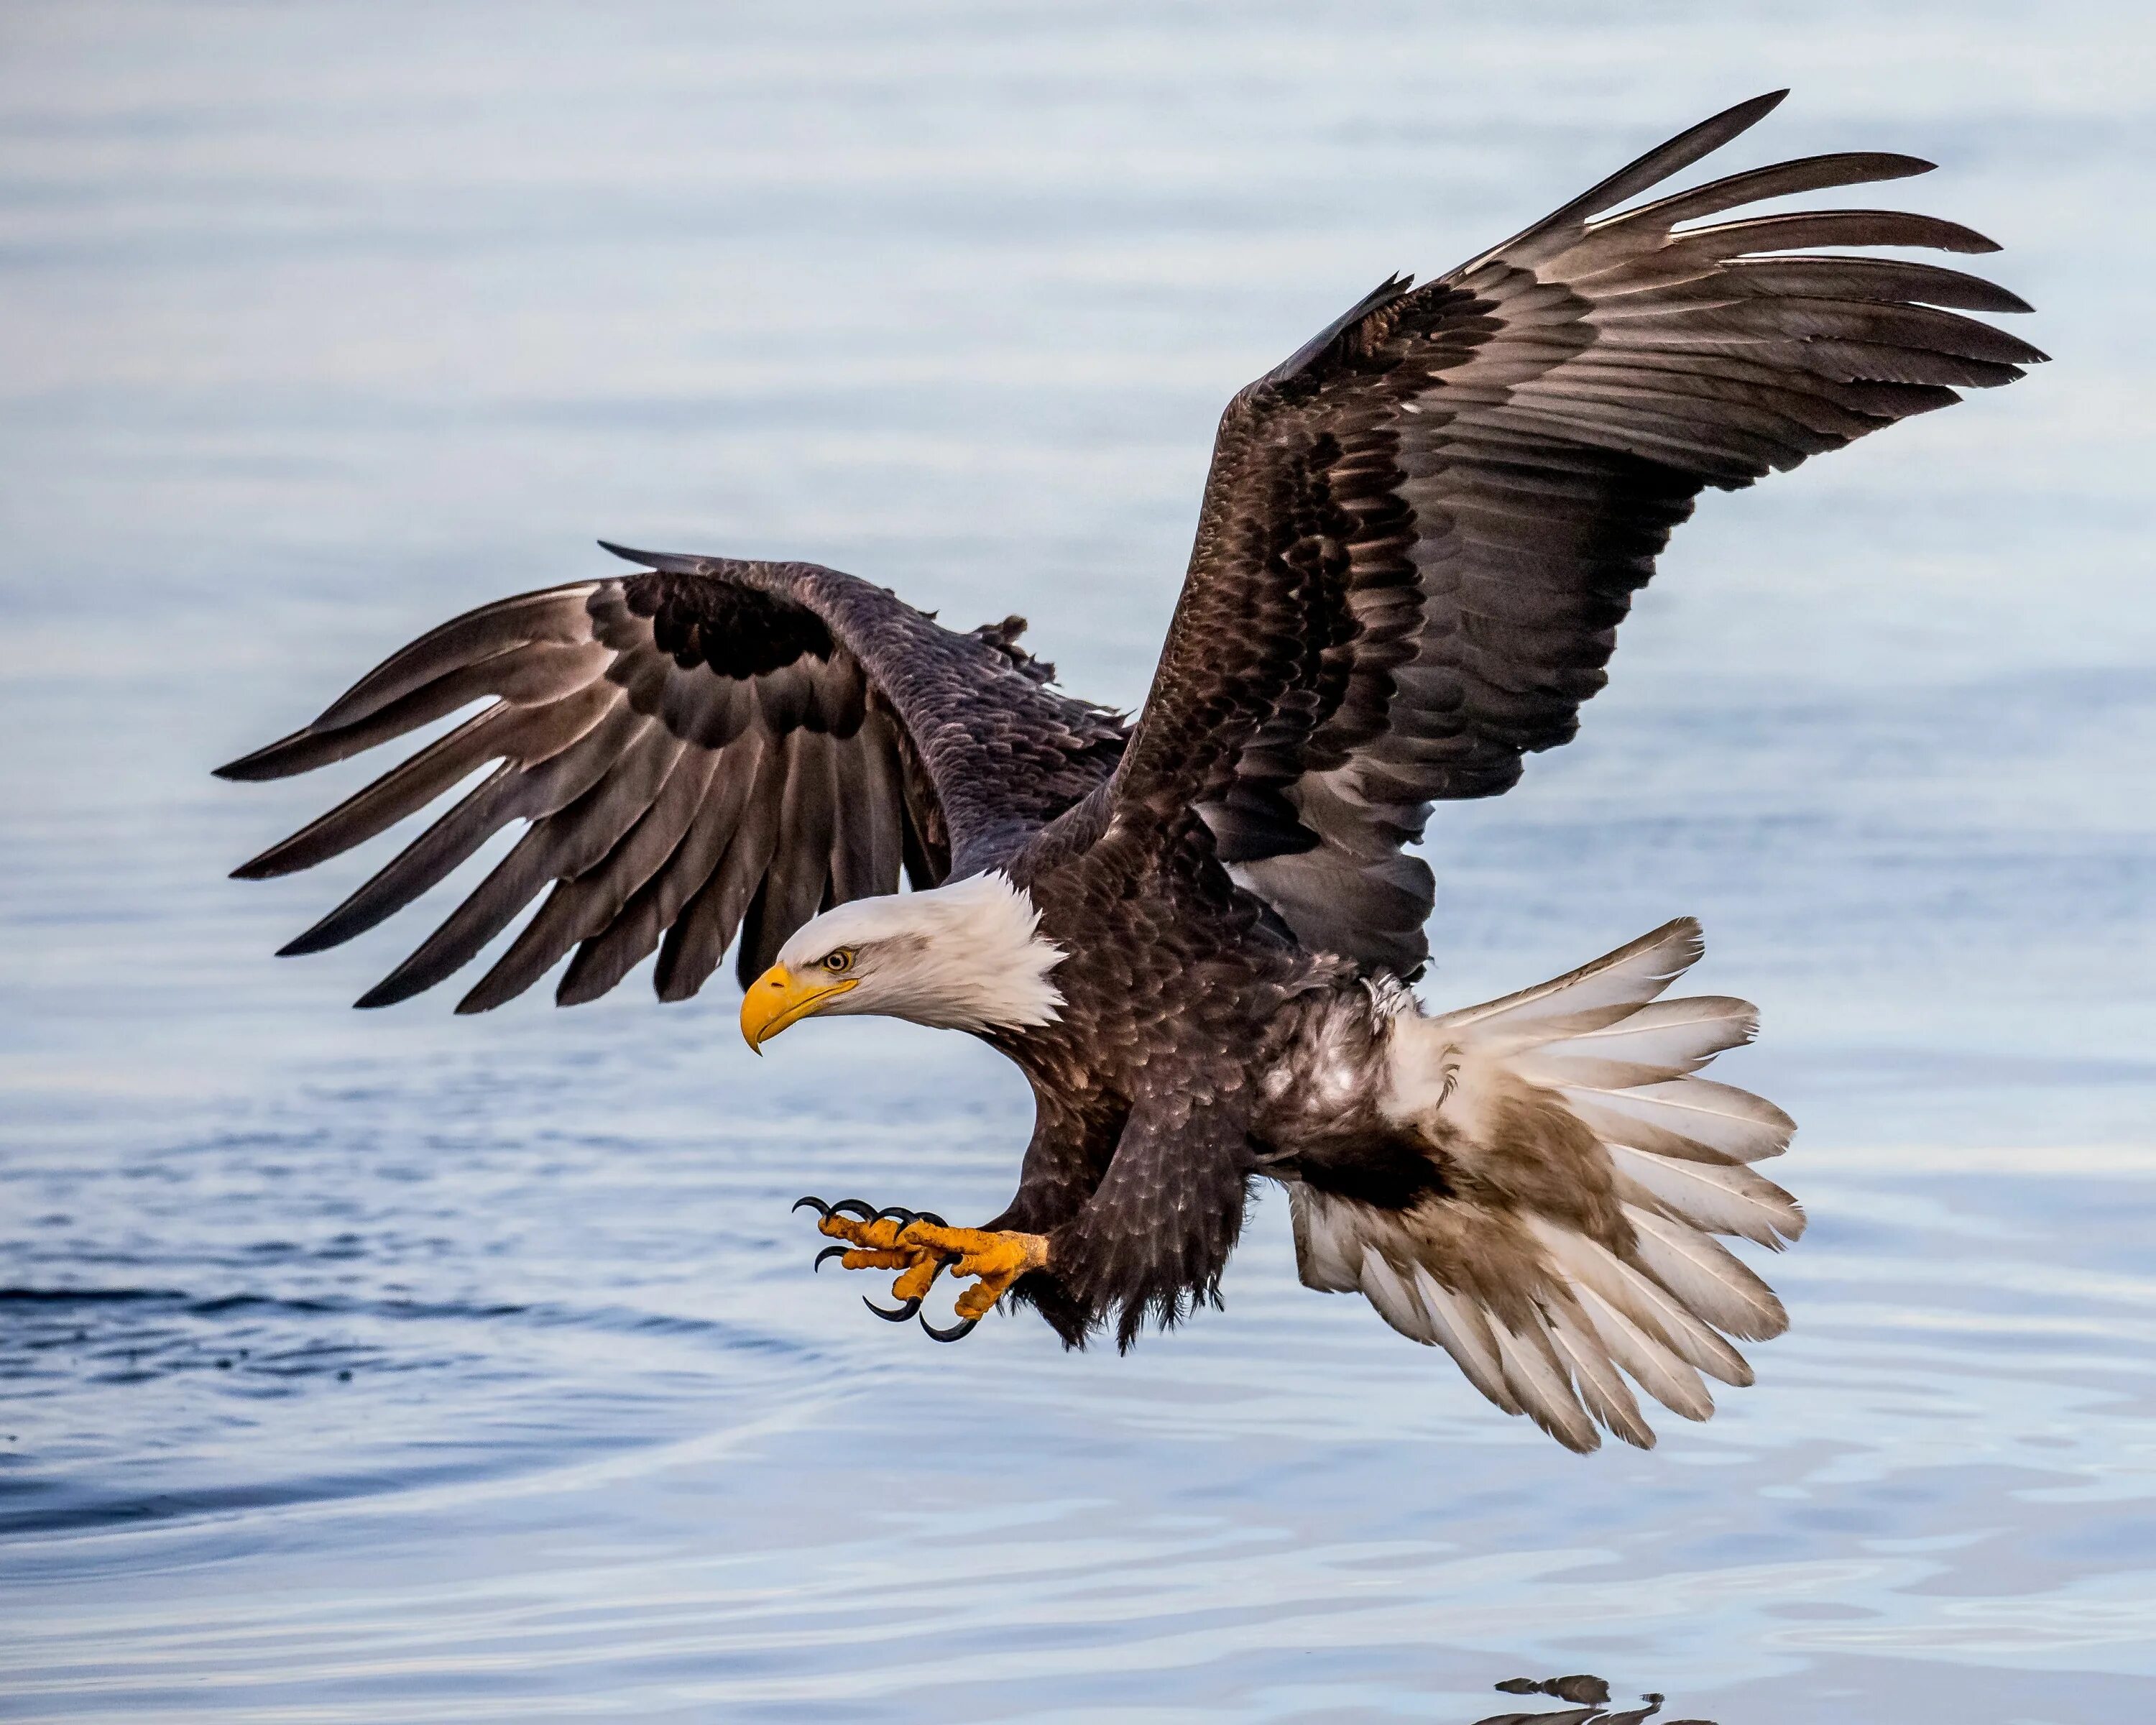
837;1248;913;1271
806;1206;1049;1325
890;1254;943;1303
816;1214;907;1251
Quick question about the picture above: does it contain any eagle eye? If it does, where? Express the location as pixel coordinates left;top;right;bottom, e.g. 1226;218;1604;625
816;948;856;975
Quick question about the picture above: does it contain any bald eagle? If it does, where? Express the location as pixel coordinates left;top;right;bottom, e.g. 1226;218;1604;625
218;93;2040;1450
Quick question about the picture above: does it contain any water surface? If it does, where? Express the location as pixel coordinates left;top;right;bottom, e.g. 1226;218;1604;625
3;4;2152;1719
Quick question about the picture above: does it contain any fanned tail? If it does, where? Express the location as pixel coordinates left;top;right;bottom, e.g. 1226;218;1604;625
1289;918;1802;1453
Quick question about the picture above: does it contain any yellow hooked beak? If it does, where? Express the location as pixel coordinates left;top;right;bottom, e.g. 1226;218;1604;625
740;962;856;1052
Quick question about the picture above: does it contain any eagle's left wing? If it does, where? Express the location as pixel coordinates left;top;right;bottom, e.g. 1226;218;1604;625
1107;91;2042;972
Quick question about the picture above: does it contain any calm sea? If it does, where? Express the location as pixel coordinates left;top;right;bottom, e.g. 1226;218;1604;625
3;3;2152;1719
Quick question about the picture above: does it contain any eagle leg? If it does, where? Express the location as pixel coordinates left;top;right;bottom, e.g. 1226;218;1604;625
799;1200;1049;1335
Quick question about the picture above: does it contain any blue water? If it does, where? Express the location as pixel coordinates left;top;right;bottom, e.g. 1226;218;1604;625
3;4;2153;1719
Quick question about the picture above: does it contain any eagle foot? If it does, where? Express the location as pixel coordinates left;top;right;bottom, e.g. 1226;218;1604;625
794;1196;1049;1342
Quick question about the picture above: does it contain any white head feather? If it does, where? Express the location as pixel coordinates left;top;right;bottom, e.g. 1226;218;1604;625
773;871;1066;1033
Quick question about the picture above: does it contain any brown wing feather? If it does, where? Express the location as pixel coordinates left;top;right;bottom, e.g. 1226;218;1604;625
218;551;1125;1008
1109;91;2042;973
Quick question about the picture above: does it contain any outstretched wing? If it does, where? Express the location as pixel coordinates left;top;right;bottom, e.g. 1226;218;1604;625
217;547;1125;1010
1110;91;2043;973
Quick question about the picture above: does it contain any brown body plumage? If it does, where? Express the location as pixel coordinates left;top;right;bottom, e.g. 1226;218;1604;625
218;94;2040;1449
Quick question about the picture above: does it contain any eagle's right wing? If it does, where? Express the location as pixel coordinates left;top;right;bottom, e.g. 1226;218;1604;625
1107;91;2042;974
217;547;1125;1011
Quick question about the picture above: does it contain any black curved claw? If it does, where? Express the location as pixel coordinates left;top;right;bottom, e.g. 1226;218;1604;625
813;1245;849;1272
864;1294;922;1322
792;1195;831;1218
874;1205;917;1225
915;1211;948;1228
920;1311;979;1343
829;1198;878;1223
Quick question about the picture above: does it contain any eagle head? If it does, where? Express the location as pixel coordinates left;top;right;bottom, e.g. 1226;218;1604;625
739;871;1066;1049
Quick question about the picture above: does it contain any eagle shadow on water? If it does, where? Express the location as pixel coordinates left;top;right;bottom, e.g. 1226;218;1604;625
218;92;2040;1452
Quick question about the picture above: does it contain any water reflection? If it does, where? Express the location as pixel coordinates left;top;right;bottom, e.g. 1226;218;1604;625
1478;1675;1715;1725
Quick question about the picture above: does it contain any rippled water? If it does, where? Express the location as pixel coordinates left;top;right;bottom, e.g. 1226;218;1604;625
4;4;2152;1719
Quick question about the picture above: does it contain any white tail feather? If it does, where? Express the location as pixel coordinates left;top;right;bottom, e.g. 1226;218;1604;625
1433;917;1703;1038
1623;1206;1789;1342
1508;990;1758;1092
1521;1207;1756;1392
1357;1246;1438;1344
1564;1078;1795;1163
1286;1183;1361;1291
1541;995;1759;1070
1547;1301;1655;1450
1335;1229;1531;1416
1491;1317;1600;1453
1613;1234;1752;1383
1512;1052;1690;1090
1611;1144;1805;1247
1411;1264;1521;1415
1576;1284;1714;1422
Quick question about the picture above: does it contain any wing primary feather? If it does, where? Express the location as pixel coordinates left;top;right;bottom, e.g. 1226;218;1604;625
1592;151;1935;232
1458;91;1789;272
233;681;617;881
354;732;686;1008
218;642;616;783
1710;255;2035;314
282;704;648;964
455;745;722;1013
306;586;599;736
